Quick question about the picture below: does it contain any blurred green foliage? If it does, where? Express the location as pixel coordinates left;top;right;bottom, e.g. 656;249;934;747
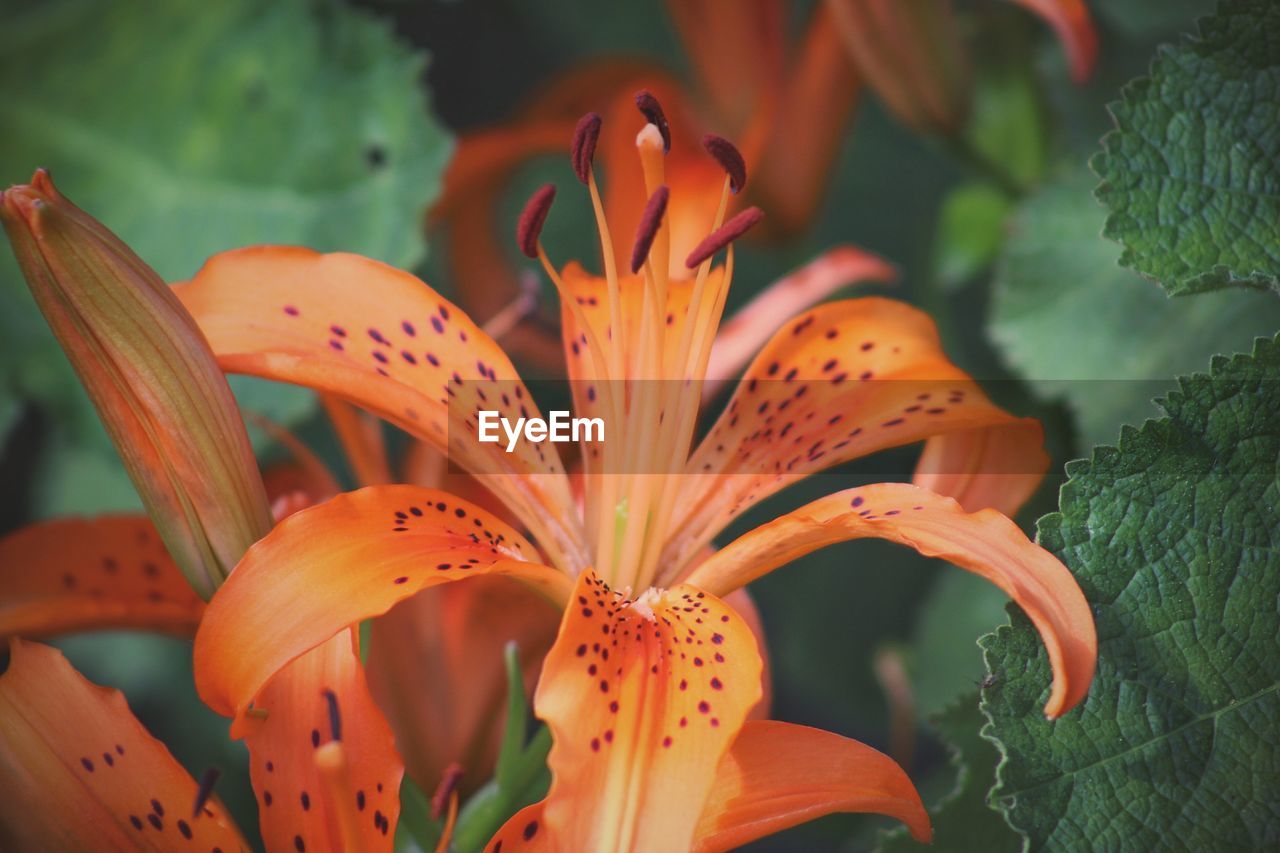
0;0;450;522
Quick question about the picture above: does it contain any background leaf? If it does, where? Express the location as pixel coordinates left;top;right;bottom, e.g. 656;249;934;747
879;693;1019;853
991;165;1280;448
981;334;1280;849
1092;0;1280;295
0;0;451;517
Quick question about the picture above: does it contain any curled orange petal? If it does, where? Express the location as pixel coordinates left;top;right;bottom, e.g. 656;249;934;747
693;720;931;850
193;485;571;721
667;297;1047;575
687;483;1095;717
175;246;587;573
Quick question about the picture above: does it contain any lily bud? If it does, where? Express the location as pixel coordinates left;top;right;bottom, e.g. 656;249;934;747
828;0;971;135
1;170;273;599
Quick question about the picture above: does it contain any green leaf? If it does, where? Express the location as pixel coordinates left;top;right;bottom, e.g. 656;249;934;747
991;165;1280;448
1091;0;1280;295
909;572;1012;718
879;694;1020;853
0;0;451;511
981;333;1280;849
933;182;1013;291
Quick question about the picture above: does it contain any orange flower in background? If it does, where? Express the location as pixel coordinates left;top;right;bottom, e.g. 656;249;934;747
433;0;1098;364
176;93;1096;849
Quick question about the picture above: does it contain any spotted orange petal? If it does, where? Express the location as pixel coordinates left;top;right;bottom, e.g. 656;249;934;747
666;297;1046;573
174;246;586;572
693;720;931;851
1008;0;1098;83
704;246;897;392
237;629;402;853
686;483;1095;718
490;570;763;850
365;576;561;795
0;638;247;850
0;516;203;639
193;485;571;721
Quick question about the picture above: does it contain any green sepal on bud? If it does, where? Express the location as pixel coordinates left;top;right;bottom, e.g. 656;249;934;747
1;170;273;599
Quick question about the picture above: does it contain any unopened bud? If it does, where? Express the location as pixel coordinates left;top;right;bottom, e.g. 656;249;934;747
0;171;273;598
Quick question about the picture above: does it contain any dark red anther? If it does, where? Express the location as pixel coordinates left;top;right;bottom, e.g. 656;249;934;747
516;184;557;259
193;767;221;818
323;688;342;742
702;134;747;194
634;90;671;152
431;762;465;820
571;112;603;184
684;207;764;269
630;185;670;274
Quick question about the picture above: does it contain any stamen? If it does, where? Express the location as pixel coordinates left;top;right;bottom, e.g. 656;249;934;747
702;134;747;194
431;762;465;820
634;90;671;152
571;112;603;184
629;185;670;274
323;688;342;742
685;207;765;268
193;767;221;818
516;184;557;259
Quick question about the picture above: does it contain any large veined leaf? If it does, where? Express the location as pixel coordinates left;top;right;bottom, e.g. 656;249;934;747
1091;0;1280;295
0;0;451;512
981;334;1280;849
991;166;1280;448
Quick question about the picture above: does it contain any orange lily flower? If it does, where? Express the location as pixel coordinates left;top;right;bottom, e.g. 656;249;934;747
177;93;1096;849
433;0;1097;363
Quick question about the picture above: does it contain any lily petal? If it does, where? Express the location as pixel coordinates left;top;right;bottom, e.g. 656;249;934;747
913;421;1047;516
751;0;862;233
669;297;1046;572
237;629;403;853
174;246;586;572
664;0;785;139
686;483;1095;718
494;570;763;850
0;638;246;850
0;516;203;639
704;246;897;393
193;485;570;720
365;576;561;794
693;720;931;851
